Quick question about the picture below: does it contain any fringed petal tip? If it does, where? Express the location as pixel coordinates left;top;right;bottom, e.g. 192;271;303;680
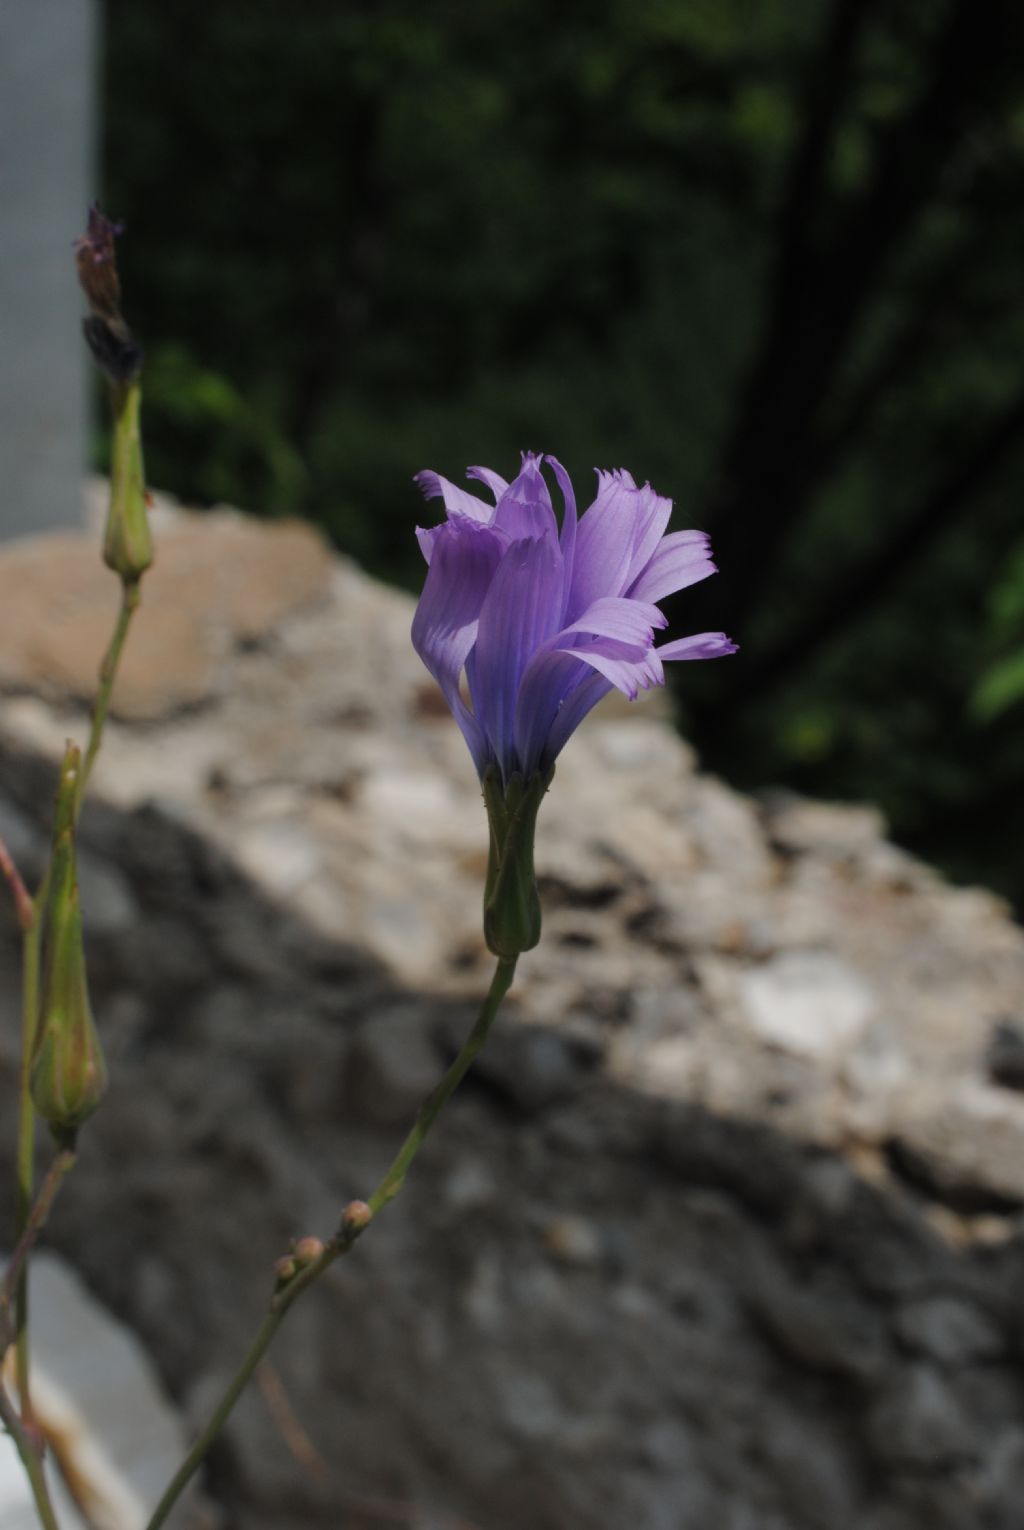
466;465;509;501
410;454;735;782
658;631;738;662
413;469;442;499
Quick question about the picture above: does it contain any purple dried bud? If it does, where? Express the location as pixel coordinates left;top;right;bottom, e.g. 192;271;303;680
74;204;124;319
74;203;143;385
82;316;144;389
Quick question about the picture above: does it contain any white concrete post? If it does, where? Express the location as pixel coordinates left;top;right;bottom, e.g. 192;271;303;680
0;0;97;539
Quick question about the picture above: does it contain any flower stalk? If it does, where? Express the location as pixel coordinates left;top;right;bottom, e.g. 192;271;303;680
0;836;34;933
7;204;150;1483
1;1148;77;1350
0;1382;60;1530
13;908;43;1425
76;577;141;813
143;954;518;1530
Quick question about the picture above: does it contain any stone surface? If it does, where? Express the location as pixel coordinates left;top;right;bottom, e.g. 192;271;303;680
0;1254;199;1530
0;487;332;717
2;500;1024;1528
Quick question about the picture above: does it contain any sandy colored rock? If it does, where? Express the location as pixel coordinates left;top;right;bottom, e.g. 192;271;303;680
0;496;330;719
2;495;1024;1530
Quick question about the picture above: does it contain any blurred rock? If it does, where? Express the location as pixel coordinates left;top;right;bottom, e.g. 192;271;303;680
867;1365;976;1468
0;488;330;719
986;1020;1024;1091
894;1295;1003;1366
0;1253;202;1530
1;500;1024;1530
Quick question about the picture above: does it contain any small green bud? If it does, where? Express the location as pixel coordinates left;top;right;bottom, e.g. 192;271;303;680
291;1236;325;1267
341;1200;372;1237
104;380;153;583
481;765;553;958
31;746;107;1143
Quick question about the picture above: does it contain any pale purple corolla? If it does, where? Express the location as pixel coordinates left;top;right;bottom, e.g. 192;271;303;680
411;452;736;787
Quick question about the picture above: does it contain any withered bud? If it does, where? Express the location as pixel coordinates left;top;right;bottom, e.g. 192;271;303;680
83;316;144;388
74;204;123;319
75;203;143;385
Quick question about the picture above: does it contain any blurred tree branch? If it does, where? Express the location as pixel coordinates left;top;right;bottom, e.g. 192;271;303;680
708;380;1024;715
696;0;1024;640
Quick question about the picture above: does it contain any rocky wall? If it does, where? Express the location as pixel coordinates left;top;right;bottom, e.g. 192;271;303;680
1;504;1024;1529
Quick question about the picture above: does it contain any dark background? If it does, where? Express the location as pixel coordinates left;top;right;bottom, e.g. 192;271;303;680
99;0;1024;910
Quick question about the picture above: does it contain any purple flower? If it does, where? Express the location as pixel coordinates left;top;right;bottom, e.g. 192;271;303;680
412;452;736;786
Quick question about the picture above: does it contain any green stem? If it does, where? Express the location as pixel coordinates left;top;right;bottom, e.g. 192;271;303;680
13;573;137;1429
367;954;518;1215
144;1309;280;1530
143;955;518;1530
14;910;43;1422
0;1383;60;1530
2;1148;77;1338
0;835;34;932
76;578;140;814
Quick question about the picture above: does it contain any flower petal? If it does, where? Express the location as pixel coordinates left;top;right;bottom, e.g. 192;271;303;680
625;484;673;587
558;595;666;653
658;631;739;661
513;595;665;772
570;641;665;700
416;524;440;564
466;465;510;502
544;454;577;621
470;533;564;778
543;671;613;765
514;649;592;776
414;469;493;524
410;520;506;774
493;452;558;543
567;469;646;619
628;530;716;603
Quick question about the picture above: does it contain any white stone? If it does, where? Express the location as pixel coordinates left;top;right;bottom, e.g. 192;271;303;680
233;818;321;896
0;1253;191;1528
739;951;875;1058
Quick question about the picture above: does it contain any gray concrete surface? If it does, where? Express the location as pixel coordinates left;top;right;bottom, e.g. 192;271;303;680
0;0;96;539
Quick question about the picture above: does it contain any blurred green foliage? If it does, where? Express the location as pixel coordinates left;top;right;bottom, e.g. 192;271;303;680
101;0;1024;908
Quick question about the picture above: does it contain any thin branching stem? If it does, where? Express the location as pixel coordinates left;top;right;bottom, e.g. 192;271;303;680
13;908;44;1422
0;1381;59;1530
0;836;33;932
77;577;141;814
1;1148;77;1347
143;955;518;1530
13;573;139;1441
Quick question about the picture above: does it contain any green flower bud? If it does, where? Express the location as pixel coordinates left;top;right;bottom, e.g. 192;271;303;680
104;380;153;584
340;1200;372;1237
31;746;107;1144
291;1236;325;1267
481;765;553;958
